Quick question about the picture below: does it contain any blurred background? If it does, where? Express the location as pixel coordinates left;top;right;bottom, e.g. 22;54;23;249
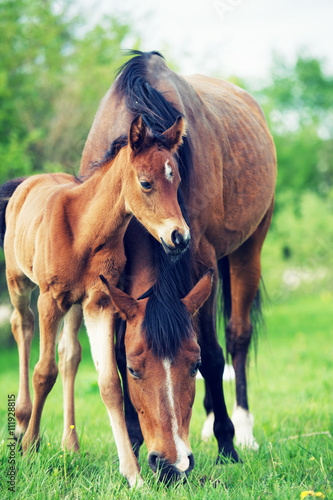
0;0;332;344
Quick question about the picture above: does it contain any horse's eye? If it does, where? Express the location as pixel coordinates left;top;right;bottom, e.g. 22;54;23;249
128;366;140;379
191;361;201;377
139;180;152;191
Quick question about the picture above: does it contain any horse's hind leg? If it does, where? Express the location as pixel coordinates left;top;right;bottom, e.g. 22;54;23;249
7;274;36;440
227;202;274;450
22;292;62;451
58;304;83;451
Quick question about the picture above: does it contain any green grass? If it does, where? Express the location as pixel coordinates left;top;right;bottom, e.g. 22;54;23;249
0;291;332;499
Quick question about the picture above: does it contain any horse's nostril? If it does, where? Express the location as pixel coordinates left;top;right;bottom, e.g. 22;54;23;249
148;452;161;473
187;453;195;474
171;229;184;247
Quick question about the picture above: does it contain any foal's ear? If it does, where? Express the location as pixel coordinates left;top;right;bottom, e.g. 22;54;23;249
129;115;147;154
99;275;140;321
162;115;186;153
181;268;214;316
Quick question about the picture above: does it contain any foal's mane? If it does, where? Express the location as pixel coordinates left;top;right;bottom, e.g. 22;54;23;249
117;50;196;359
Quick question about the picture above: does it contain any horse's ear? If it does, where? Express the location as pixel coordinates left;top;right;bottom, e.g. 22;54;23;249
181;268;214;316
129;115;147;154
99;275;140;321
162;115;186;153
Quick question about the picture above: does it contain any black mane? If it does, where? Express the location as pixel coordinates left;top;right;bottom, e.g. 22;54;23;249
103;135;128;164
140;236;196;360
117;51;196;359
115;50;194;194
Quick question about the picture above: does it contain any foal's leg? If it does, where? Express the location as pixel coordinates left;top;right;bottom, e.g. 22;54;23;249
83;293;143;488
58;304;83;451
196;241;238;462
7;274;36;440
22;292;62;451
227;203;274;450
115;329;144;457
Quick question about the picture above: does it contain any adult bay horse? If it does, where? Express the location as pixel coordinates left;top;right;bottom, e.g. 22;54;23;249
78;51;276;460
0;114;192;487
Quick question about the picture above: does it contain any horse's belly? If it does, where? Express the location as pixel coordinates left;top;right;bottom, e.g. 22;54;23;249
197;174;275;258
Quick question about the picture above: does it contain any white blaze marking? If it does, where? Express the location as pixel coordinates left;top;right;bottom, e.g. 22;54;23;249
164;159;173;183
162;359;190;472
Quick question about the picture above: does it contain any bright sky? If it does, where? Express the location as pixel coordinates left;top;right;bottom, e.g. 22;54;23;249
75;0;333;83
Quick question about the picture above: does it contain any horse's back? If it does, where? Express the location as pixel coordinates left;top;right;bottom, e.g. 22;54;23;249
4;173;74;283
180;74;276;254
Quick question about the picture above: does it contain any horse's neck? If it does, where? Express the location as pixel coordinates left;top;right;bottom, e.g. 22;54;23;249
67;157;130;253
123;220;156;298
80;97;131;173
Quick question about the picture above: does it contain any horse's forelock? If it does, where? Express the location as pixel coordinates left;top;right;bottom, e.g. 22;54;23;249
142;284;194;360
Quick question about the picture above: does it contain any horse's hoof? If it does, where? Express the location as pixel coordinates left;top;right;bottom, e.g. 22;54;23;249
200;475;222;487
13;433;24;454
216;446;241;464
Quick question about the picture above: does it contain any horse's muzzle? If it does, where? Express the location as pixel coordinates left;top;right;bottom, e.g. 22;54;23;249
160;230;190;257
148;451;195;483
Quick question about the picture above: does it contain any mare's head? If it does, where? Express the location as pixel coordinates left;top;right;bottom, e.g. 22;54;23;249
121;115;190;256
101;271;213;481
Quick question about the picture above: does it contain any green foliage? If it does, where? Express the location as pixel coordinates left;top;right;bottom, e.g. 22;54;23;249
0;0;134;181
257;52;333;199
42;16;136;172
0;0;75;179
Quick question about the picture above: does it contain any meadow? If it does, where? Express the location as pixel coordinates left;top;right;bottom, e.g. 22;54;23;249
0;289;332;500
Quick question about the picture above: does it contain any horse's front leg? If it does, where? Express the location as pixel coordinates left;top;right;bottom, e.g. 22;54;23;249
115;325;144;458
83;291;143;488
58;304;83;451
195;245;238;463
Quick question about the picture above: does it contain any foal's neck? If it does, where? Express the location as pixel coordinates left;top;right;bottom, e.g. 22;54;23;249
67;151;131;253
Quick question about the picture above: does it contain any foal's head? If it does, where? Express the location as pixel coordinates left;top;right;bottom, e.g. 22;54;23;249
101;271;213;481
121;115;190;256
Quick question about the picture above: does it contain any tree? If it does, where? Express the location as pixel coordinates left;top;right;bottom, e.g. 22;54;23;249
257;53;333;200
0;0;135;181
0;0;77;180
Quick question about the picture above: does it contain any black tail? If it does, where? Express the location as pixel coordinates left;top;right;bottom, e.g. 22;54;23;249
217;256;264;359
0;178;25;247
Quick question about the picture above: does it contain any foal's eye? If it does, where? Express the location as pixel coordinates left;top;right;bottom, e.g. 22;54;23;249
139;180;152;191
128;366;140;379
191;361;201;377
